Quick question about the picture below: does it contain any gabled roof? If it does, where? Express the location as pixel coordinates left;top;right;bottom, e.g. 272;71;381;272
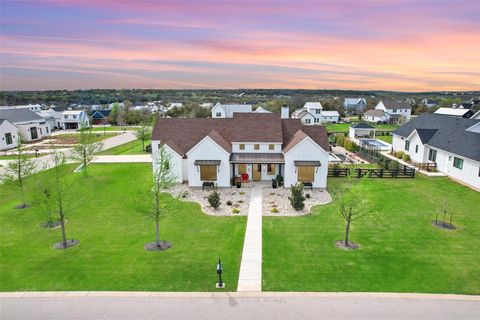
205;129;231;153
393;113;480;161
457;102;473;109
364;109;385;117
344;98;366;105
295;110;315;119
321;110;340;117
0;108;44;123
254;106;271;113
91;110;111;118
303;102;322;109
351;122;375;129
434;108;471;116
281;119;329;152
381;100;412;110
213;103;252;117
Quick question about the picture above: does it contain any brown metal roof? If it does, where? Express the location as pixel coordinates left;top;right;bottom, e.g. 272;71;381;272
294;160;321;166
194;160;221;165
230;153;285;163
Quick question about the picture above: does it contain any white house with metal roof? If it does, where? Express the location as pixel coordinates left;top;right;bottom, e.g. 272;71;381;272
0;119;19;151
364;100;412;123
392;113;480;190
434;107;474;118
291;102;340;124
211;103;253;118
0;109;51;142
344;98;367;113
62;110;90;129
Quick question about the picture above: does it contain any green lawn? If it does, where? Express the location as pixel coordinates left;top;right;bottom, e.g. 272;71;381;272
98;139;151;155
376;135;393;144
263;176;480;294
0;164;246;291
326;123;400;133
52;133;116;144
87;126;138;132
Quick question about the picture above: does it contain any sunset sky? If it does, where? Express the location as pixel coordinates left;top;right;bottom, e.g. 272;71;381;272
1;0;479;91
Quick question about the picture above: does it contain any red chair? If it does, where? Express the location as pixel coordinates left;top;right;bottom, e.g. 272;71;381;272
241;173;249;182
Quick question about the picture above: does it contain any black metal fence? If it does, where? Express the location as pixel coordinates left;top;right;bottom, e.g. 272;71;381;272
328;167;415;178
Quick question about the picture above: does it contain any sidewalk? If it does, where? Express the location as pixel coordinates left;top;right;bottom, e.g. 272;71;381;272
237;184;263;292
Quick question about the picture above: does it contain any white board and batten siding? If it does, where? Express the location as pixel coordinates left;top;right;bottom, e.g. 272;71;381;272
151;140;183;183
186;136;231;187
433;149;480;190
283;137;329;188
0;120;19;150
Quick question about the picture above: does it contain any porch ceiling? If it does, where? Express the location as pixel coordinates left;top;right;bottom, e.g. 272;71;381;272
230;153;285;164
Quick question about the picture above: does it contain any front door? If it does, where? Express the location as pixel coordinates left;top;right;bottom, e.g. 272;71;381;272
252;164;261;181
30;127;38;140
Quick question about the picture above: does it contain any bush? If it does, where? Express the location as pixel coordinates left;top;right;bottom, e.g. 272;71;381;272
289;183;305;211
208;190;221;210
336;134;345;147
395;151;404;159
232;208;240;214
270;207;279;213
402;153;410;162
343;138;357;152
226;200;232;206
237;200;244;204
305;193;311;199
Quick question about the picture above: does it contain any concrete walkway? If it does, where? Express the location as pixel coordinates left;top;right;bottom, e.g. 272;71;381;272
237;184;263;292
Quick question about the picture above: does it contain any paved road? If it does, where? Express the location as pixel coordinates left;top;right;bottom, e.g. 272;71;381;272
1;293;479;320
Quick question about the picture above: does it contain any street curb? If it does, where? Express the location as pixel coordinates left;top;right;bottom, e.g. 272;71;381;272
0;292;479;301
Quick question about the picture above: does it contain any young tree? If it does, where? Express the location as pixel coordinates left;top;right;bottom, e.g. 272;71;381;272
208;190;221;210
43;145;78;248
289;183;306;211
70;124;103;177
335;171;370;249
2;137;36;208
137;143;177;251
134;124;152;152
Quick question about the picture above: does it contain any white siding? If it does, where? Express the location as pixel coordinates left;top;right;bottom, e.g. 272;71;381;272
186;136;231;187
0;121;19;150
405;131;427;163
283;137;329;188
232;142;282;153
435;149;480;190
16;121;51;142
151;140;183;183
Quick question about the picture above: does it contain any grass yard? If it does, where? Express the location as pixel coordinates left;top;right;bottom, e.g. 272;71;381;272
0;164;246;291
263;176;480;294
98;139;151;155
325;123;350;133
52;133;116;144
87;126;138;132
376;135;393;144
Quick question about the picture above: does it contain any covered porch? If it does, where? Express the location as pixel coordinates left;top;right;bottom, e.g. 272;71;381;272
230;153;285;185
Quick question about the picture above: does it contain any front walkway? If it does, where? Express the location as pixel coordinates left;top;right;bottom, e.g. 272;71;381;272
237;184;263;292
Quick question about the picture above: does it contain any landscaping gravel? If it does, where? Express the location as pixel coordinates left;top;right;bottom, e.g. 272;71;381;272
262;187;332;216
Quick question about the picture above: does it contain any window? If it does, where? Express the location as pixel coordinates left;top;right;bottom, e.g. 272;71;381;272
254;144;260;150
200;165;217;181
297;166;315;183
5;133;12;145
393;109;397;113
46;127;49;133
267;164;275;174
305;119;311;124
216;112;222;117
268;144;274;150
315;109;321;114
453;157;463;170
314;118;319;123
405;140;410;151
415;145;418;153
73;115;77;119
239;144;245;150
428;149;437;162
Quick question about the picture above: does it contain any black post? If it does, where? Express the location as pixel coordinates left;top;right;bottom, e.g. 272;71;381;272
217;258;223;288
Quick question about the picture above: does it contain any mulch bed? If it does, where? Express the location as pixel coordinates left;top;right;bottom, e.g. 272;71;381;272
53;239;79;249
41;220;62;228
144;241;172;251
335;240;360;250
432;221;456;231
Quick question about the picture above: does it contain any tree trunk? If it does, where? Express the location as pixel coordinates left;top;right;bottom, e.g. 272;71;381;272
142;139;145;152
345;211;351;247
19;178;26;207
83;149;87;176
59;205;67;248
155;218;160;247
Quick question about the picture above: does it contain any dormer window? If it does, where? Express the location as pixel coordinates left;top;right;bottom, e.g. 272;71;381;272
315;109;321;114
216;112;222;117
254;144;260;150
239;144;245;150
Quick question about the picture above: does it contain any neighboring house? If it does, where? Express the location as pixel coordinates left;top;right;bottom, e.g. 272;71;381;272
392;113;480;190
211;103;253;118
364;100;411;123
62;110;90;129
434;108;474;118
199;103;214;109
344;98;367;113
421;99;438;108
0;109;51;142
348;123;376;140
35;110;56;132
91;110;112;125
41;108;64;129
291;102;339;124
0;119;19;151
168;103;183;111
254;106;271;113
0;104;43;112
151;110;330;188
455;102;474;110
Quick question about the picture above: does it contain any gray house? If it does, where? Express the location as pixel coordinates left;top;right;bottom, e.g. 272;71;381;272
344;98;367;114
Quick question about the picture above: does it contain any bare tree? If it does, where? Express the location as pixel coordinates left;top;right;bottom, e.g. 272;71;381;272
335;170;370;249
134;124;152;152
39;144;78;248
2;137;36;208
70;124;103;177
136;143;177;251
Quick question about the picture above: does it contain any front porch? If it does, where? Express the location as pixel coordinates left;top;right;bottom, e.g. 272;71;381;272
230;152;285;186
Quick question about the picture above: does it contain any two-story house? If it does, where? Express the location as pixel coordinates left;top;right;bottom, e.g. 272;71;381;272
291;102;340;125
62;110;90;129
344;98;367;114
211;103;253;118
151;107;330;188
364;100;411;123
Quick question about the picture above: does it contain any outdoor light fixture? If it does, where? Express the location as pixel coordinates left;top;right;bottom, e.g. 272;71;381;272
216;258;224;288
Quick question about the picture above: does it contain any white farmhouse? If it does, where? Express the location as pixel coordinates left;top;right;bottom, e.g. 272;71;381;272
211;103;253;118
0;109;51;142
364;100;412;123
151;109;330;189
392;113;480;190
434;107;474;118
0;119;19;151
62;110;90;129
291;102;339;125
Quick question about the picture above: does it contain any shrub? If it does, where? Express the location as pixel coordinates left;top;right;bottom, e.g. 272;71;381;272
232;208;240;214
207;190;221;210
402;153;410;162
237;200;244;204
336;134;345;147
305;193;311;199
226;200;232;206
270;207;279;213
343;138;357;152
289;183;305;211
239;191;246;195
395;151;404;159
